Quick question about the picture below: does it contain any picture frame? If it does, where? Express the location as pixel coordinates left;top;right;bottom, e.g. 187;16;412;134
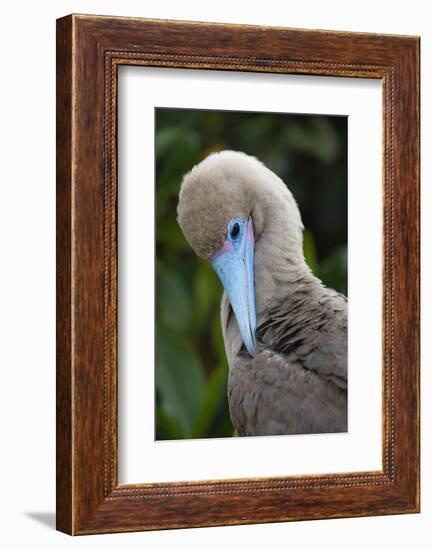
56;14;420;535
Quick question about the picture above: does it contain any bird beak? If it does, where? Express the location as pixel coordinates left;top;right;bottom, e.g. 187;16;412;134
210;218;257;356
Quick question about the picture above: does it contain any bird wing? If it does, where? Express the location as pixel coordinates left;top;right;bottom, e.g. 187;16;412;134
228;348;347;436
258;288;348;390
225;285;348;436
222;280;348;436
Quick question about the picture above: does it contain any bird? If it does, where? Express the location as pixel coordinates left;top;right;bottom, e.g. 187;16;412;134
177;150;347;437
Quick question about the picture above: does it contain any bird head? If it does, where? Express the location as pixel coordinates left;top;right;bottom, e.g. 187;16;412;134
177;150;304;357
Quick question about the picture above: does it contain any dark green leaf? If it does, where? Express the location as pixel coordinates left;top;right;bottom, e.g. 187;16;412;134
156;327;205;438
156;266;193;334
193;261;221;332
303;229;319;274
318;246;348;295
192;363;228;438
155;407;183;440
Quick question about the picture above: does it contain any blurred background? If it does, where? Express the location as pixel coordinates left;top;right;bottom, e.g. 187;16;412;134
155;107;347;441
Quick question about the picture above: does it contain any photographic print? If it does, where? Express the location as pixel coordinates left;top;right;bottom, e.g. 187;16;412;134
155;107;348;440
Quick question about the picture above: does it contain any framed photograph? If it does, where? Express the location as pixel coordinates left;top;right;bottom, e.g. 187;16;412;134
56;14;420;534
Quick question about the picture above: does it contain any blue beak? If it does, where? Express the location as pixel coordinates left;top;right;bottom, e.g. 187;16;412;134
210;218;256;356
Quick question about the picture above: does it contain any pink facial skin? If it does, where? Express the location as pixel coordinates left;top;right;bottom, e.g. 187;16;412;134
209;238;233;262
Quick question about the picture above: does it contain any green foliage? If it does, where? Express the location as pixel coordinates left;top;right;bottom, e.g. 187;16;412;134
303;230;319;274
319;245;348;296
155;107;347;440
192;362;229;438
156;327;204;437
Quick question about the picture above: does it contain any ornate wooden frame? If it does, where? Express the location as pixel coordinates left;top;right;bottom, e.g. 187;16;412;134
56;14;420;534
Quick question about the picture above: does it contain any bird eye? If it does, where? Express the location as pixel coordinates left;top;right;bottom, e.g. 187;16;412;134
230;222;240;240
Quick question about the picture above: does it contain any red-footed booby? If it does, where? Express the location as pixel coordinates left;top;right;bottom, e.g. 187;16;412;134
177;150;347;436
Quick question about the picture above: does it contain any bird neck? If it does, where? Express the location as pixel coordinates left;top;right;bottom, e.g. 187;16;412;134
253;206;318;322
